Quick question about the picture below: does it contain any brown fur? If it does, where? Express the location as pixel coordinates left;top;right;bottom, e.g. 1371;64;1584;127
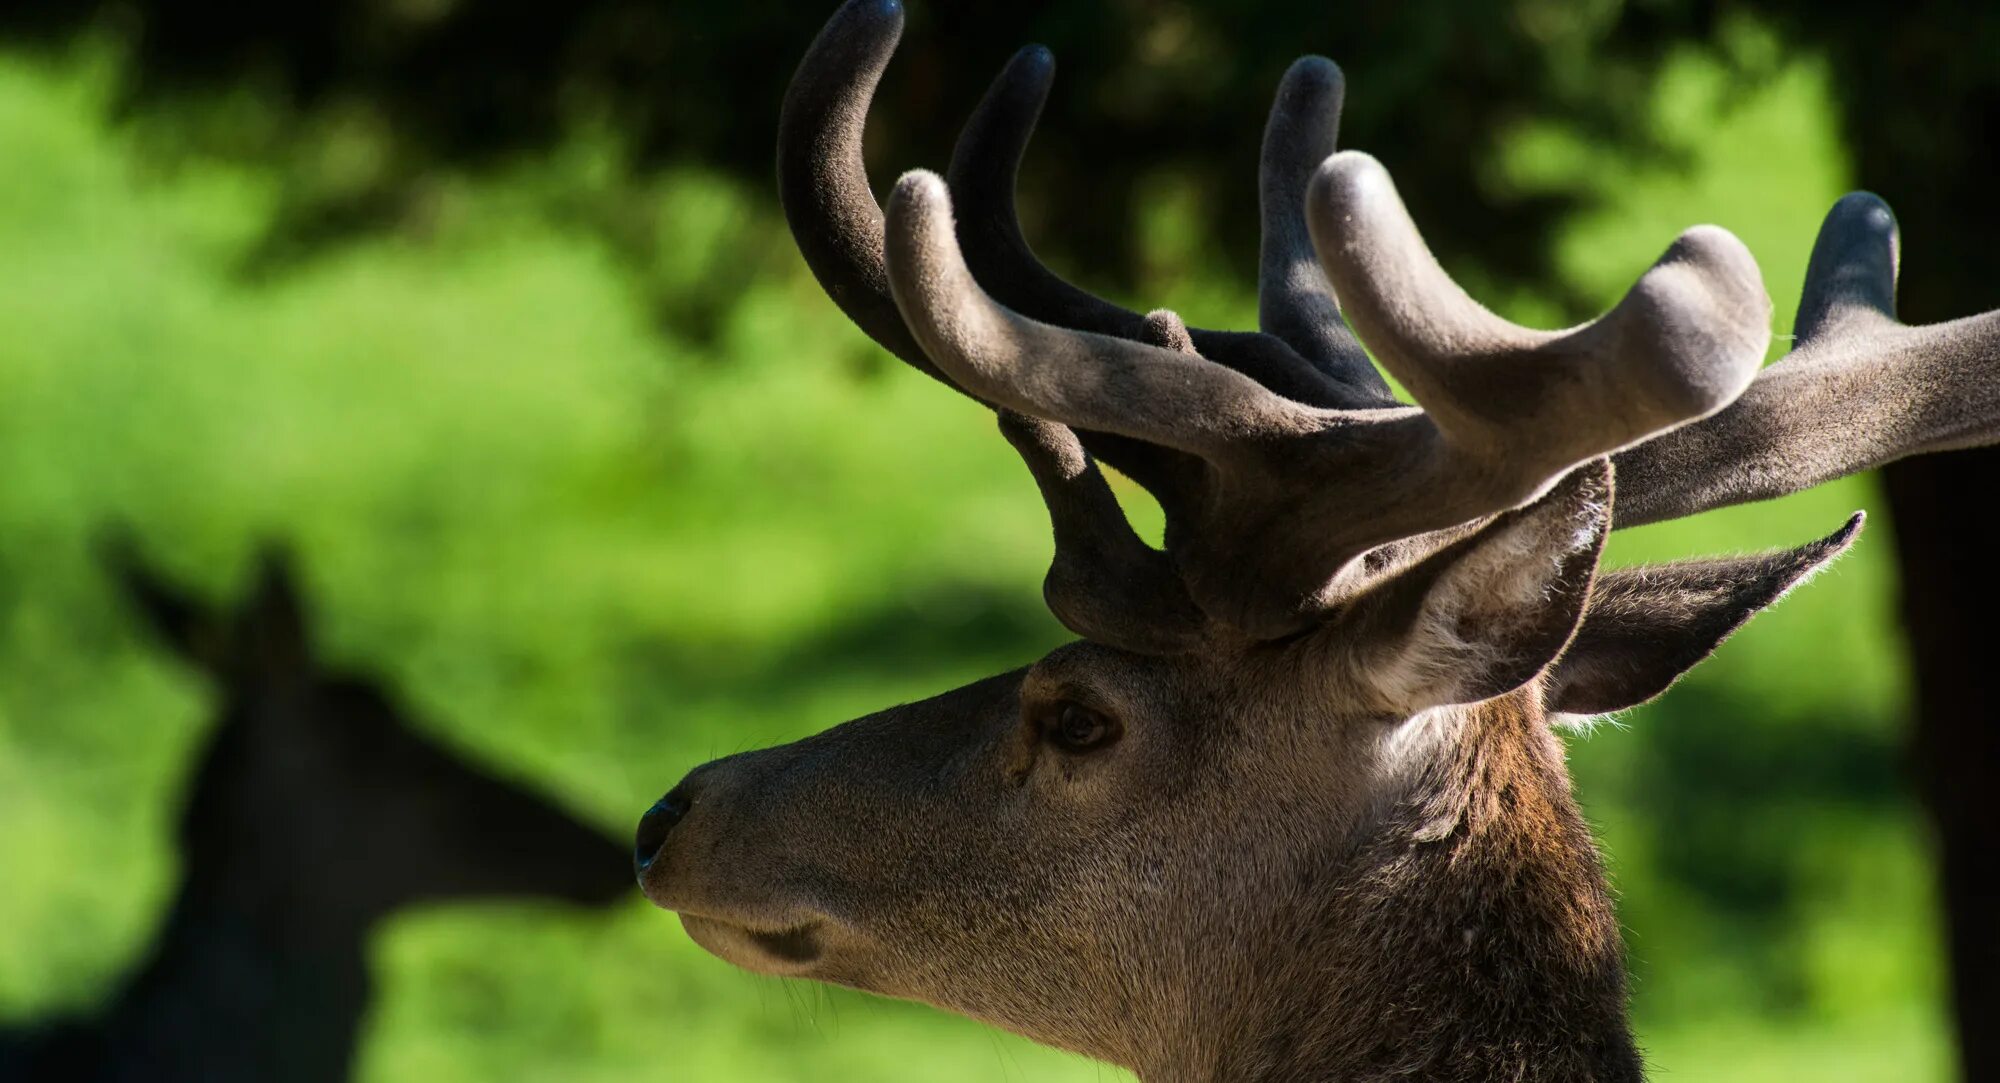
640;627;1659;1080
1227;692;1637;1082
639;474;1655;1080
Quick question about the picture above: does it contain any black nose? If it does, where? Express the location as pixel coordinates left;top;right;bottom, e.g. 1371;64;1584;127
634;789;691;875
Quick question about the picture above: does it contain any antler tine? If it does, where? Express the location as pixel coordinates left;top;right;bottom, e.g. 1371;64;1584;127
1256;57;1390;398
946;44;1384;410
780;0;1194;496
945;46;1146;342
1794;191;1900;342
886;170;1313;457
1610;192;2000;528
997;413;1209;653
1307;151;1772;470
776;0;940;382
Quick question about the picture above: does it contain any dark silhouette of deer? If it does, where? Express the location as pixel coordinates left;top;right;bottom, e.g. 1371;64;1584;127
0;548;630;1082
631;2;2000;1080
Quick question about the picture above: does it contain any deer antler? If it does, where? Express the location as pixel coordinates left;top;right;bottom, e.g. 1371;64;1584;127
884;167;1766;636
1307;156;1770;460
1610;192;2000;526
776;0;1364;506
783;0;1777;644
946;44;1389;409
777;0;939;386
997;412;1210;653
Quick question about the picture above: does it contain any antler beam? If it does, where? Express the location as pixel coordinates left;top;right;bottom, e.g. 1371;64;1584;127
885;166;1770;636
1611;193;2000;527
1306;153;1770;465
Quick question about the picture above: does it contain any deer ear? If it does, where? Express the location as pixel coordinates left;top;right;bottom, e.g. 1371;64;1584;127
1545;514;1863;716
101;531;229;669
239;547;313;671
1344;461;1611;715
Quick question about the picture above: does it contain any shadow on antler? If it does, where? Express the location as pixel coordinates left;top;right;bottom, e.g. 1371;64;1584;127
0;540;630;1083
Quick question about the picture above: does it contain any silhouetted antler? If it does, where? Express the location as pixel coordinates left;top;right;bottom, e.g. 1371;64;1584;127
1611;192;2000;526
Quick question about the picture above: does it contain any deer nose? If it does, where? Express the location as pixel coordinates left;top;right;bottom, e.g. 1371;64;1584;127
633;789;691;875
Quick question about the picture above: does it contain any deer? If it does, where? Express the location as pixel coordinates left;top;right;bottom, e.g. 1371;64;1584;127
631;1;2000;1079
0;548;631;1083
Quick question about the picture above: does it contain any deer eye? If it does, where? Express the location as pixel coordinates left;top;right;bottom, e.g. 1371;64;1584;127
1044;702;1121;754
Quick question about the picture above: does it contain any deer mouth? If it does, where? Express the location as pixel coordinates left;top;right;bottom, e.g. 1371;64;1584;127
679;913;826;975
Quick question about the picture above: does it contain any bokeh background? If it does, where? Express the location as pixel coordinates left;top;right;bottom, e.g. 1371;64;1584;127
0;0;1994;1080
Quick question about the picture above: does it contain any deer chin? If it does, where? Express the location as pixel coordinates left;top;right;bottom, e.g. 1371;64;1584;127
675;912;831;977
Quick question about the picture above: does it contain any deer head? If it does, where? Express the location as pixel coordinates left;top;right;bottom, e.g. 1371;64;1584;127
634;2;2000;1078
3;545;633;1083
115;547;632;923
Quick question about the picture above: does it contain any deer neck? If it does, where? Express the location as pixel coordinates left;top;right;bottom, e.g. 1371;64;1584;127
84;877;374;1083
1174;690;1641;1083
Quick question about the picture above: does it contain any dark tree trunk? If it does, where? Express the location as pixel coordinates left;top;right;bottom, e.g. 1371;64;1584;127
1884;454;2000;1083
1849;55;2000;1079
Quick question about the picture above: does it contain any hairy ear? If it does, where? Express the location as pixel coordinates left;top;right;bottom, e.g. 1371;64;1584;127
1342;460;1611;714
1546;513;1863;716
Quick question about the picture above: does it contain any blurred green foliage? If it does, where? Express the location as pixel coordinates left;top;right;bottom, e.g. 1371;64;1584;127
0;25;1948;1083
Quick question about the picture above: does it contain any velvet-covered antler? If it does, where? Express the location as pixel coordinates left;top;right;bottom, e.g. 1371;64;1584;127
946;45;1389;410
883;166;1766;636
1611;192;2000;527
783;0;1774;643
774;0;1193;637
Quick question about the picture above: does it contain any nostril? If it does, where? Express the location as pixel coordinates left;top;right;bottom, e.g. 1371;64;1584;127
633;790;691;874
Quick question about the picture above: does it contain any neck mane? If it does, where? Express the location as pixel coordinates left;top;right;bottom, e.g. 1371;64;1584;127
1193;690;1641;1083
